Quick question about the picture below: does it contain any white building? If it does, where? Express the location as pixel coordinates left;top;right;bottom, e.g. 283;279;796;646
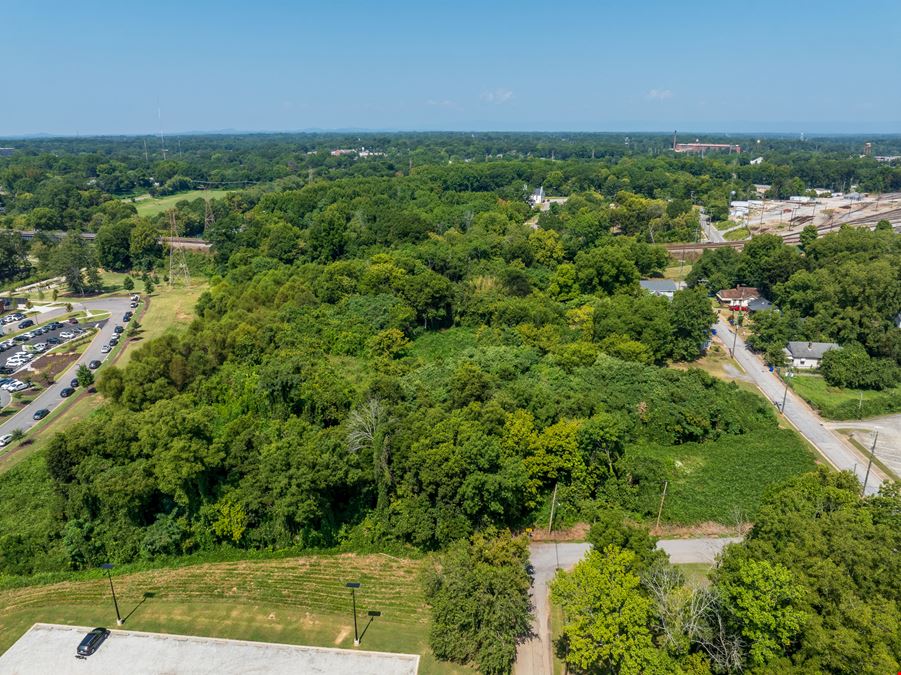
529;186;545;207
783;341;839;369
639;279;677;299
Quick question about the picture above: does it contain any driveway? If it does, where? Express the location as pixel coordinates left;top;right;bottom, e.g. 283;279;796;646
714;319;885;494
824;414;901;480
656;537;742;564
515;542;590;675
0;297;132;439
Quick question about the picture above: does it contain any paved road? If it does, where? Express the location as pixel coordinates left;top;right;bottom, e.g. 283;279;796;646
516;536;745;674
714;319;885;494
515;542;590;675
825;414;901;480
0;297;132;439
700;208;725;243
656;537;742;564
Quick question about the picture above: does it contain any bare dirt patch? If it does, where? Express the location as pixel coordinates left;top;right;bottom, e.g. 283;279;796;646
652;521;751;538
530;523;590;542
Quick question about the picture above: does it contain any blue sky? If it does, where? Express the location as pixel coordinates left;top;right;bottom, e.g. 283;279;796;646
2;0;900;135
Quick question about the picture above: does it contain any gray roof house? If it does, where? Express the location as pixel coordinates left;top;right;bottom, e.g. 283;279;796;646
639;279;678;298
783;341;839;369
746;297;775;313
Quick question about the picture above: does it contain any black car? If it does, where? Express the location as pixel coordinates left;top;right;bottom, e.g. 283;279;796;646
17;319;33;329
122;314;131;322
76;627;110;656
47;336;60;345
88;360;101;369
60;387;75;398
32;408;50;421
70;378;79;388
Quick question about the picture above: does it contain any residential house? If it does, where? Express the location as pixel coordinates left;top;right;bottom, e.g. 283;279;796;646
715;286;761;310
746;297;775;313
639;279;677;299
783;341;839;369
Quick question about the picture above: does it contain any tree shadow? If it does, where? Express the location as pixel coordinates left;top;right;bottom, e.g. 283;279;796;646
123;591;156;623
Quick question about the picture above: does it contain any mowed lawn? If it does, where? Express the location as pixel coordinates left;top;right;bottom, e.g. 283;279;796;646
128;189;231;217
117;279;208;367
0;554;470;674
789;374;901;419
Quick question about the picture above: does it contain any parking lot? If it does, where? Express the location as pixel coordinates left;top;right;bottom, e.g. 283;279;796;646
0;296;137;445
0;624;421;675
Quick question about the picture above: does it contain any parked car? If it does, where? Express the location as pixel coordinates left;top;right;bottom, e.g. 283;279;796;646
108;338;119;347
32;408;50;421
59;331;75;340
33;343;47;352
131;294;140;301
70;378;79;388
114;325;124;334
130;302;138;308
76;627;110;657
47;336;60;345
17;319;33;329
100;345;111;354
0;434;12;447
88;360;102;369
60;387;75;398
68;317;79;324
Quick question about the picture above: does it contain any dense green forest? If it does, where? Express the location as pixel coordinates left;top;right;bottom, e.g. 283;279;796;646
0;133;897;673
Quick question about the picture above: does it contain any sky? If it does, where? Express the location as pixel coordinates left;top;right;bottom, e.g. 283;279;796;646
2;0;900;136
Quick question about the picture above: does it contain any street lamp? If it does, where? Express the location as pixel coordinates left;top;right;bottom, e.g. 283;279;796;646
100;563;123;625
345;582;361;646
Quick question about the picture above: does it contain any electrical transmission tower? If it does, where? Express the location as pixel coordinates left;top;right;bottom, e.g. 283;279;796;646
204;198;215;235
167;210;191;287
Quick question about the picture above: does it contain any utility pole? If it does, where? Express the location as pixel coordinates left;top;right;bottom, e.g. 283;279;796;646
547;482;559;535
654;480;668;532
861;432;878;496
780;370;789;414
730;326;738;357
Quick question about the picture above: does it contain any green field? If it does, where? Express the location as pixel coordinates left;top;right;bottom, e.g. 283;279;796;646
789;374;901;420
128;190;230;217
723;227;750;241
630;427;817;524
117;279;207;367
0;553;469;673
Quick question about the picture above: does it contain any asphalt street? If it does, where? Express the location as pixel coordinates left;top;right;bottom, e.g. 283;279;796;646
700;208;725;243
714;319;885;494
0;296;133;439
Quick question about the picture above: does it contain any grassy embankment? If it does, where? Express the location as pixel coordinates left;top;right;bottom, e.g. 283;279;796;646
723;227;750;241
129;189;231;217
788;373;901;420
0;553;468;673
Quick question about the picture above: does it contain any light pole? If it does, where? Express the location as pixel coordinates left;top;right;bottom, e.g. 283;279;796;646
346;582;361;646
100;563;123;625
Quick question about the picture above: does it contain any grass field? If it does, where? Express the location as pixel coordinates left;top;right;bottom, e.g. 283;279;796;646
117;279;207;367
0;554;468;673
788;374;901;419
128;190;231;217
630;427;816;525
723;227;750;241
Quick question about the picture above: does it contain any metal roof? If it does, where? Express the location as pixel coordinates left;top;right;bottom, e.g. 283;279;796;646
785;341;839;360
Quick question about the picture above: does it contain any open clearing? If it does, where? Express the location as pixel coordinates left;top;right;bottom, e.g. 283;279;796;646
128;189;231;217
1;623;419;675
0;553;470;674
788;374;901;419
116;279;207;366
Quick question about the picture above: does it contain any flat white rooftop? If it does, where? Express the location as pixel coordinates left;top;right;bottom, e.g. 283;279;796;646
0;623;420;675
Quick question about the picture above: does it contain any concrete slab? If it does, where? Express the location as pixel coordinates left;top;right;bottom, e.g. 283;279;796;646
0;623;420;675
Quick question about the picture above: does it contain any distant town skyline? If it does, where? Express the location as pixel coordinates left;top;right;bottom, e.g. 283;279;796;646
2;0;900;136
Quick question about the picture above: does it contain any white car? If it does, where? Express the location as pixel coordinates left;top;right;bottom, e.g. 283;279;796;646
0;434;12;447
100;345;111;354
33;343;47;352
59;331;75;340
3;380;22;391
9;381;28;392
